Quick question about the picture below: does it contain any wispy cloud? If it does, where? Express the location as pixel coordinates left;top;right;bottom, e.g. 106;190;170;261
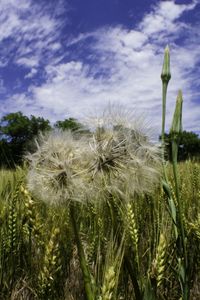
0;79;6;94
0;0;65;71
139;0;197;36
0;0;199;134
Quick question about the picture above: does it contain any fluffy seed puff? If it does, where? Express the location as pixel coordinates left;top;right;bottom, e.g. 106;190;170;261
26;130;90;205
87;109;162;200
26;109;162;205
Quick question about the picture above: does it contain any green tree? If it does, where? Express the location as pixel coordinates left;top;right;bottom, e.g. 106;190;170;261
0;112;51;167
0;139;13;167
54;118;84;132
54;118;91;136
164;130;200;161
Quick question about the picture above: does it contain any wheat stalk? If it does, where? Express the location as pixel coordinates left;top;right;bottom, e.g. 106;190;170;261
39;227;61;297
101;266;116;300
126;202;139;266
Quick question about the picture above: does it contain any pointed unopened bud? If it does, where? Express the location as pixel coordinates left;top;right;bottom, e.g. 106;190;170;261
170;90;183;135
161;46;171;84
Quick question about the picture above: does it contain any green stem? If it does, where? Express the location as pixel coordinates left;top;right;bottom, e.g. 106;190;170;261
124;254;143;300
171;141;189;300
161;82;168;167
162;180;178;239
70;204;95;300
161;82;178;239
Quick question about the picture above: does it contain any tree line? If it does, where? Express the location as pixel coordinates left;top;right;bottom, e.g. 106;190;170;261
0;111;199;168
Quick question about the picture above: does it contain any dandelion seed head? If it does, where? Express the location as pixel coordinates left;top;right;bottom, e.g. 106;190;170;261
87;105;162;199
26;130;89;205
26;105;162;206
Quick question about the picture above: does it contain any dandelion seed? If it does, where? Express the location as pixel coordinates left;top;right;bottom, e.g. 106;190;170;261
26;130;90;205
86;106;162;199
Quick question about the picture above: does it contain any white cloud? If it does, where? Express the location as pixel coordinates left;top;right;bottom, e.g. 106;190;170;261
0;0;65;71
0;0;199;134
16;57;39;68
25;68;38;79
139;0;197;35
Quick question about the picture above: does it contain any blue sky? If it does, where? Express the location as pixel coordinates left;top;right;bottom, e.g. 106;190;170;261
0;0;199;134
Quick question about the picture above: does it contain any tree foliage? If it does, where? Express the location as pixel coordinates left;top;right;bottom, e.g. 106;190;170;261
0;112;51;167
55;118;84;131
164;130;200;161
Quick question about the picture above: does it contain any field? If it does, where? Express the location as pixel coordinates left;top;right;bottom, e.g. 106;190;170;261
0;160;199;300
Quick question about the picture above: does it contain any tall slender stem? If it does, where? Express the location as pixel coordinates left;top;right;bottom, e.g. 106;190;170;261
161;45;171;179
161;82;167;161
171;141;189;300
161;81;169;179
70;204;94;300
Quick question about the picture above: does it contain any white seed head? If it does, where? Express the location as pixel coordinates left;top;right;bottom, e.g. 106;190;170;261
26;107;162;205
87;106;162;198
26;130;90;205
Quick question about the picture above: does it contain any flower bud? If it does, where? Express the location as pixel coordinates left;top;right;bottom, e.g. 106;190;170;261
161;45;171;84
170;90;183;135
